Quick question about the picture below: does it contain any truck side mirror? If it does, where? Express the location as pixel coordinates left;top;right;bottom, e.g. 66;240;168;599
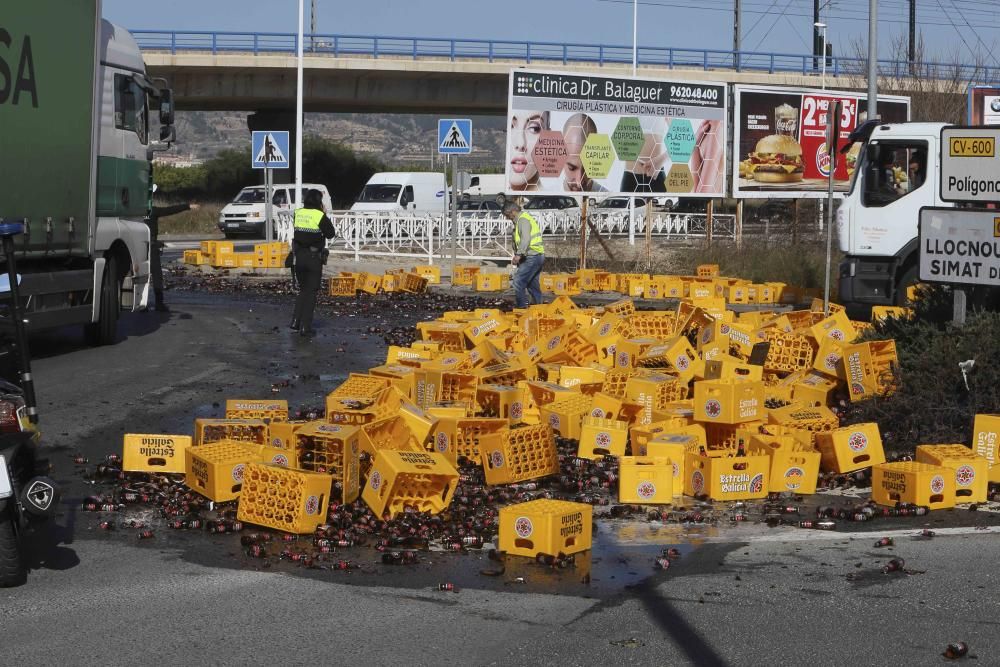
400;192;411;206
159;125;176;143
159;89;175;126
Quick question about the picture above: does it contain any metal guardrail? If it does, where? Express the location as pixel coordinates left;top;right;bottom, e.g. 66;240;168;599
131;29;1000;81
275;210;735;262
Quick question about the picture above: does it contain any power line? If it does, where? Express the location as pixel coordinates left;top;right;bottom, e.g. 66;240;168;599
595;0;1000;31
752;0;799;50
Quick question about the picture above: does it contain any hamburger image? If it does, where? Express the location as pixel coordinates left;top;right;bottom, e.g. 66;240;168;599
746;134;804;183
845;142;861;177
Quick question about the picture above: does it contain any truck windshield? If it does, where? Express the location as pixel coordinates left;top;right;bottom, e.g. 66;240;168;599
234;189;267;204
358;184;402;203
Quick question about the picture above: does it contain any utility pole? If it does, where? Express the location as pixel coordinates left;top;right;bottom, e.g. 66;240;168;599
908;0;916;72
868;0;878;119
310;0;317;52
733;0;742;71
813;0;821;71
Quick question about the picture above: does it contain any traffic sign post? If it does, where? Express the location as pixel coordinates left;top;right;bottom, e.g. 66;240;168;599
437;119;472;283
252;131;290;242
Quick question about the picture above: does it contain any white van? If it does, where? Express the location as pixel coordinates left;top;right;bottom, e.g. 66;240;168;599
461;174;505;199
350;172;447;216
218;183;332;238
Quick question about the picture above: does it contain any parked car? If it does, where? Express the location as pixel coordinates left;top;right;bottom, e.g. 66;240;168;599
591;197;647;214
523;196;581;216
218;184;333;238
457;200;502;217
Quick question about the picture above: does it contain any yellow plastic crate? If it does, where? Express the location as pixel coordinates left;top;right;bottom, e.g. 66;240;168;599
693;380;765;425
539;393;592;440
294;422;361;503
747;436;821;494
971;414;1000;482
441;417;510;462
236;463;333;534
475;273;505;292
762;330;815;374
645;435;690;487
359;272;382;294
808;310;856;345
328;276;357;296
267;420;307;449
382;273;400;293
499;499;592;558
122;434;192;473
697;264;720;278
358;416;424;460
258;445;294;468
840;340;898;402
200;240;234;256
362;450;459;519
790;371;839;407
412;265;441;285
915;444;989;503
872;461;956;510
577;416;628;459
702;356;763;382
871;306;913;323
225;399;289;423
814;423;886;473
193;418;268;447
619;457;674;503
767;404;839;445
452;265;480;286
684;451;770;500
185;440;264;502
476;384;522;422
183;249;210;265
479;423;558;485
327;386;400;425
235;252;256;269
629;422;690;456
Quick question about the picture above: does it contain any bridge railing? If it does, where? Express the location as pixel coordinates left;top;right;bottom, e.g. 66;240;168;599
131;30;999;81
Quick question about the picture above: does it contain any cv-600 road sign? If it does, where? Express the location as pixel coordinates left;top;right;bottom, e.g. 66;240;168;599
939;126;1000;203
920;207;1000;286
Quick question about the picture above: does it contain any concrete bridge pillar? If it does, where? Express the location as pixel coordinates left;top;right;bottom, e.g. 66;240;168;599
247;109;297;185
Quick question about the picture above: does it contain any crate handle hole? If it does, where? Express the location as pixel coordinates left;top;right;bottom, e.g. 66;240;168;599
929;494;944;503
147;457;167;467
852;454;871;464
733;462;748;470
565;537;576;547
889;492;901;501
231;483;242;493
956;489;972;497
514;538;534;550
196;479;206;488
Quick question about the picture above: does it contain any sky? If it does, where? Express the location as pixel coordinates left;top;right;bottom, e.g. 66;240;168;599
102;0;1000;68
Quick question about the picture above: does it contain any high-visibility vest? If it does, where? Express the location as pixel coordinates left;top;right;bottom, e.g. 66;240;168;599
294;208;324;231
513;211;544;254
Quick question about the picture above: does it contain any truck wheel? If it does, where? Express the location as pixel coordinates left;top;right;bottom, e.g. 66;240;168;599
895;264;920;306
85;256;120;346
0;510;26;587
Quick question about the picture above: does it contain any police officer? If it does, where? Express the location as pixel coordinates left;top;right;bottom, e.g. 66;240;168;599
502;201;545;308
290;188;335;337
147;184;199;312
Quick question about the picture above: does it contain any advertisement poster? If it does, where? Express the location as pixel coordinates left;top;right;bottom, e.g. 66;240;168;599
733;85;910;199
505;69;728;197
968;85;1000;125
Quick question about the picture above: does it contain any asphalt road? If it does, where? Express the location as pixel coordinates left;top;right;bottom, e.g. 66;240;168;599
2;280;998;666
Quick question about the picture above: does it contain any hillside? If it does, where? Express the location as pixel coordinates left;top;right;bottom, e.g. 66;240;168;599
171;111;506;170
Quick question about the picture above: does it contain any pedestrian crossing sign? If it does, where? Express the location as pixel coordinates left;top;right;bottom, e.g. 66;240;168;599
438;119;473;155
252;131;290;169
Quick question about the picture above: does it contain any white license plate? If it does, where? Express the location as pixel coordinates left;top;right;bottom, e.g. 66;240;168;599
0;455;12;499
227;223;240;228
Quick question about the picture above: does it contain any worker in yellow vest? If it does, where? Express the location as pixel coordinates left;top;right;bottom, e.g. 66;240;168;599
503;201;545;307
290;189;335;337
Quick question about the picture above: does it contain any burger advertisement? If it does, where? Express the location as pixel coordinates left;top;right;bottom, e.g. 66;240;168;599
733;85;910;199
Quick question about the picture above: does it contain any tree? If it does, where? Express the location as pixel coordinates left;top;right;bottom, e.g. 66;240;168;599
846;34;986;124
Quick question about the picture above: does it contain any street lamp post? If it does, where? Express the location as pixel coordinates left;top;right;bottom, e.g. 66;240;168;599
814;22;827;90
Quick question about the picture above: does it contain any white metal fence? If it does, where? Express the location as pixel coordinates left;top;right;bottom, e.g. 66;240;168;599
275;210;736;261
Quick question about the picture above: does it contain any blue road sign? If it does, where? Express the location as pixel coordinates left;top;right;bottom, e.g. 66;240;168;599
252;131;290;169
438;119;473;155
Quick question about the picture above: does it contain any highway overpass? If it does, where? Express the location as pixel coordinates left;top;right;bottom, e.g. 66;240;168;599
137;31;994;114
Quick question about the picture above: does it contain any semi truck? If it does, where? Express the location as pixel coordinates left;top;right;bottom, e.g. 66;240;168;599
836;121;952;314
0;0;174;345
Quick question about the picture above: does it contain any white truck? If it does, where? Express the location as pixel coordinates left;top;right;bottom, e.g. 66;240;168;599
460;174;505;199
351;172;448;215
218;183;332;238
1;3;175;345
836;121;953;313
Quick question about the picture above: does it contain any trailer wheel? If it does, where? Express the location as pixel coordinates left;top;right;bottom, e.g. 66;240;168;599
0;509;25;587
85;256;120;346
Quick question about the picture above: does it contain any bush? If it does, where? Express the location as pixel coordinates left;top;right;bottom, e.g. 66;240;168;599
843;310;1000;453
675;240;839;291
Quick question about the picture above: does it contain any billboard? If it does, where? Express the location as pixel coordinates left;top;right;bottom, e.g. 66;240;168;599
968;85;1000;125
732;85;910;199
505;69;727;197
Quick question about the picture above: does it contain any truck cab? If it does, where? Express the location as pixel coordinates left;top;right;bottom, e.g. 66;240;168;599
836;122;947;313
